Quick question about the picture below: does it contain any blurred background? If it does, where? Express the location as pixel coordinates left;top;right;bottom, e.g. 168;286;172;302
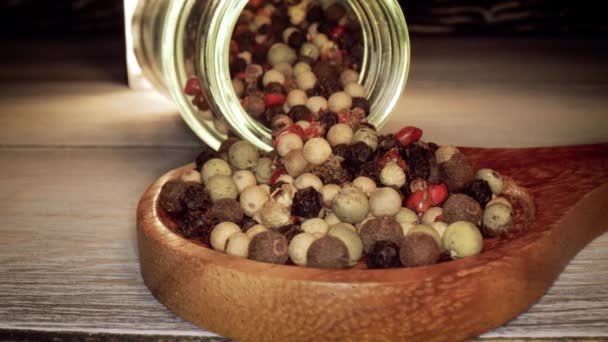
1;0;606;39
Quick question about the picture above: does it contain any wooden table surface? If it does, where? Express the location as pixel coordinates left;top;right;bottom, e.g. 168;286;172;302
0;38;607;341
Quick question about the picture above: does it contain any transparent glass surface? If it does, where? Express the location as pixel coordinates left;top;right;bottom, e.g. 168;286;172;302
134;0;410;151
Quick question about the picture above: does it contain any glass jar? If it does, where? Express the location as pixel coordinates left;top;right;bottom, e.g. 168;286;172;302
131;0;410;151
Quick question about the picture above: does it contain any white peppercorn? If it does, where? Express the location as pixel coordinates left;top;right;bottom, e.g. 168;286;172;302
380;162;407;188
293;62;312;78
276;133;304;157
431;221;448;238
324;212;341;226
287;1;307;25
299;42;320;61
353;176;377;197
326;123;353;147
232;170;257;193
207;175;239;202
344;82;366;98
262;69;286;86
302;137;332;165
400;221;416;236
476;168;504;195
213;118;229;135
422;207;443;225
210;222;241;251
296;70;317;90
312;33;329;48
237;51;252;64
294;173;323;192
340;69;359;87
487;196;512;210
327;225;363;266
394;207;419;224
267;43;297;66
282;148;309;178
482;203;513;237
276;174;294;184
306;96;328;113
332;222;357;233
286;89;308;108
228;141;259;170
321;183;342;208
258;201;292;229
274;62;293;78
369;187;402;217
332;187;370;224
327;91;352;113
352;128;379;151
301;218;329;236
288;232;318;266
442;221;483;259
201;158;232;185
240;185;270;217
254;157;273;184
225;232;251;258
232;78;244;97
180;169;202;184
246;224;269;239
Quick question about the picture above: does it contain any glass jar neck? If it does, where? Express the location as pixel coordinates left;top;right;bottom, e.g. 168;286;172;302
134;0;409;151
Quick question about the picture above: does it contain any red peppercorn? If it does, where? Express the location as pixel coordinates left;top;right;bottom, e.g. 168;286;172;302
428;183;448;206
330;26;346;40
184;77;202;96
405;190;433;213
303;121;323;139
270;167;286;185
276;123;305;140
378;148;408;170
265;93;286;107
395;126;423;146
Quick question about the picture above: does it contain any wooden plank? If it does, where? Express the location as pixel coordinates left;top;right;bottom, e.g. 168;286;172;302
0;149;606;338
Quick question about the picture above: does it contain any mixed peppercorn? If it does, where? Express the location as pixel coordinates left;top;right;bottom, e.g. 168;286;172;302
158;121;517;269
162;0;522;269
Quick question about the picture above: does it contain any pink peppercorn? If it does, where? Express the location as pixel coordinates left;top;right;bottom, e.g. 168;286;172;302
428;183;449;206
395;126;423;146
184;77;202;96
405;190;433;213
265;93;286;107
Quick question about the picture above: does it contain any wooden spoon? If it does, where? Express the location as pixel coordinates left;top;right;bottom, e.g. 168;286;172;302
137;144;608;341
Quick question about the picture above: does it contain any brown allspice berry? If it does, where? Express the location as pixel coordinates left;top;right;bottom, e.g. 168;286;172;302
399;232;441;267
442;194;483;224
248;231;289;265
307;235;350;269
210;198;244;224
359;216;404;254
437;147;474;192
159;180;188;215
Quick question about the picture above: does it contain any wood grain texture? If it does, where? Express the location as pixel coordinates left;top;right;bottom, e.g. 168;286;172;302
137;145;608;341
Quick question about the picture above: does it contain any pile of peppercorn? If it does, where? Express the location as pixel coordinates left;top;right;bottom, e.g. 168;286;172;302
158;123;518;269
184;0;371;134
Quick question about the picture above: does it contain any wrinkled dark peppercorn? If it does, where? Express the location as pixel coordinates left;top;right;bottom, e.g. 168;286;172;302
265;82;286;94
403;143;431;180
195;147;218;172
287;30;306;48
315;77;342;98
311;156;350;185
367;240;401;269
318;111;338;129
252;44;269;64
332;144;349;160
351;97;370;115
325;3;346;22
317;21;334;35
343;142;373;174
159;181;188;215
230;57;247;74
291;187;323;219
463;179;493;208
358;161;383;187
210;198;244;224
278;224;302;243
178;210;215;244
288;105;311;122
182;183;212;211
377;134;399;156
306;6;324;22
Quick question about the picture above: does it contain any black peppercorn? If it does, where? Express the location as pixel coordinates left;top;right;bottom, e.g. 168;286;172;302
306;6;324;23
229;57;247;75
325;3;346;22
463;179;493;208
351;97;370;115
265;82;286;94
278;224;302;243
159;181;188;216
377;134;398;156
287;30;306;49
182;183;212;211
178;210;215;244
332;144;349;160
317;21;334;35
358;161;383;187
252;44;269;64
288;105;311;122
343;142;373;174
367;240;401;269
315;76;342;98
291;187;323;219
403;143;431;180
318;111;338;129
195;146;218;172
